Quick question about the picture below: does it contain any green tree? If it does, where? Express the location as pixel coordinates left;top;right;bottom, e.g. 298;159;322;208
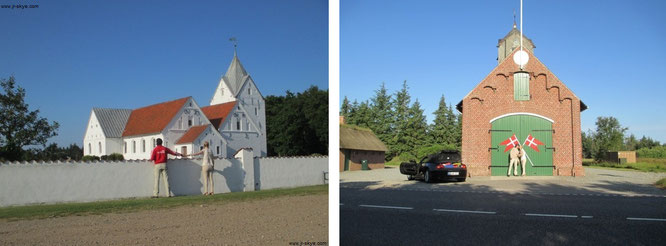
265;86;328;157
403;99;429;157
592;116;627;161
369;82;394;159
636;136;660;150
340;96;351;118
430;95;459;147
0;76;59;161
582;130;598;159
624;134;638;151
390;80;412;159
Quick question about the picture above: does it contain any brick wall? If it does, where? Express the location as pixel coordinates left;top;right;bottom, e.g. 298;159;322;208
461;48;584;176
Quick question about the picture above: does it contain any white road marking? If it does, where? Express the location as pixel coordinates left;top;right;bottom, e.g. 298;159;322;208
525;213;578;218
581;216;593;219
626;217;666;222
433;209;496;214
359;204;413;210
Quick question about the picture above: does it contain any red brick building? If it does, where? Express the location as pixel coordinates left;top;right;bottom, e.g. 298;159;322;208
456;27;587;177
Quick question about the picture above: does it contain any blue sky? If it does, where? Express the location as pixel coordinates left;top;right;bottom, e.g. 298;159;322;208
341;0;666;143
1;0;328;147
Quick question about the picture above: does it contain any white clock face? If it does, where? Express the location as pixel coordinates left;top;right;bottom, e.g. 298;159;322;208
513;50;529;66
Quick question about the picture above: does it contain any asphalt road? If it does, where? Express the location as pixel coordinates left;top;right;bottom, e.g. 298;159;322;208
340;169;666;246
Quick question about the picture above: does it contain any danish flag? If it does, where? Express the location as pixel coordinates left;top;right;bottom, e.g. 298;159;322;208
523;134;544;152
500;134;520;152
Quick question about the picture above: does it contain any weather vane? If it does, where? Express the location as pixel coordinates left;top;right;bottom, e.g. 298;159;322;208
229;37;238;53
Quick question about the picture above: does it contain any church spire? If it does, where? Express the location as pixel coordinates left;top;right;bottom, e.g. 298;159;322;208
229;37;238;56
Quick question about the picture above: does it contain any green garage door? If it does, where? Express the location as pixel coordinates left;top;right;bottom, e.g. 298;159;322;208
490;114;553;176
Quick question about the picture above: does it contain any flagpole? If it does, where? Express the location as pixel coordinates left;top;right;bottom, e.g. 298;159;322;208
519;139;535;167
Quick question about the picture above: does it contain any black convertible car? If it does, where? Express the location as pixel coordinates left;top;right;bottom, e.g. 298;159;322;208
399;150;467;182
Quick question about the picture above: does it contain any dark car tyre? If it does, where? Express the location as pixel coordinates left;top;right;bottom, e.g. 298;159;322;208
424;170;432;183
407;175;415;180
457;178;466;182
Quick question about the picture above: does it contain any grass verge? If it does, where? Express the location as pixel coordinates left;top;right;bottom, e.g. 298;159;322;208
0;185;327;221
656;178;666;189
582;158;666;173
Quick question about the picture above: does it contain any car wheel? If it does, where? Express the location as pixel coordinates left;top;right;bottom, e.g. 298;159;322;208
424;170;432;183
457;178;466;182
407;175;415;180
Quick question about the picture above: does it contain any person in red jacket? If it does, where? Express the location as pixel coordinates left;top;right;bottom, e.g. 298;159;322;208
149;138;183;198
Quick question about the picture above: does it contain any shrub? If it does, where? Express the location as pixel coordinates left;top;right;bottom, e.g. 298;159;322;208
81;155;100;162
100;153;124;161
637;146;666;158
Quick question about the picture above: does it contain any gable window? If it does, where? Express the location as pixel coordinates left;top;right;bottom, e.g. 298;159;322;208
89;143;92;154
236;119;241;130
255;107;258;115
248;88;251;95
98;142;102;154
188;118;193;127
514;71;530;101
216;146;220;155
178;118;182;129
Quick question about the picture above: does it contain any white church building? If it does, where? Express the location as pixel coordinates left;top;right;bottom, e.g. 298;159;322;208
83;52;267;159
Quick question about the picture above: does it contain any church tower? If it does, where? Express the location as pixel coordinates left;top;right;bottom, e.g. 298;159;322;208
497;21;535;64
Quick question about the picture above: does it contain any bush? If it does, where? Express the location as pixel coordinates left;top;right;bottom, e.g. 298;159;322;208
637;146;666;158
398;152;417;163
416;144;458;160
100;153;124;161
81;155;100;162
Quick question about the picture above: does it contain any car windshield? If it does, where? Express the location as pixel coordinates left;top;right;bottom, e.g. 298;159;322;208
426;152;461;163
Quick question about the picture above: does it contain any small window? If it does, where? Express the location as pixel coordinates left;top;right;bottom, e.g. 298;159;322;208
514;71;530;101
124;142;127;153
248;88;251;95
216;146;220;155
98;142;102;154
89;143;92;154
188;119;192;127
236;119;241;130
142;139;146;152
152;138;156;148
132;141;136;153
178;118;182;129
255;107;258;115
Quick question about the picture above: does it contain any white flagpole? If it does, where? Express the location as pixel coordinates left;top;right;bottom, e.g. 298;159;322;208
519;138;535;167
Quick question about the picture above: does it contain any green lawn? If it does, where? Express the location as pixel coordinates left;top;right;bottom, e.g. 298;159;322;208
0;185;327;221
583;158;666;173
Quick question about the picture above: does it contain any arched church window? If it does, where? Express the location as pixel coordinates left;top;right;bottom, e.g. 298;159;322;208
98;142;102;154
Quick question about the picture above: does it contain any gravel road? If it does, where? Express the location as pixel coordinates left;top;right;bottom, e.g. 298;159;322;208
0;194;328;245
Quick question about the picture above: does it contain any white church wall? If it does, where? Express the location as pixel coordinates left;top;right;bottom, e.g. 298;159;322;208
210;77;237;105
83;111;107;157
122;134;162;160
0;153;328;207
105;138;123;155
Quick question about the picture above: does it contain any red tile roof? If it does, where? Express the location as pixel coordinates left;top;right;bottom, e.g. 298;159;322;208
175;125;210;144
122;97;189;137
201;101;236;129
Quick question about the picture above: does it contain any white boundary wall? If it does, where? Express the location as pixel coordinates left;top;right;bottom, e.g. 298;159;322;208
0;150;327;207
